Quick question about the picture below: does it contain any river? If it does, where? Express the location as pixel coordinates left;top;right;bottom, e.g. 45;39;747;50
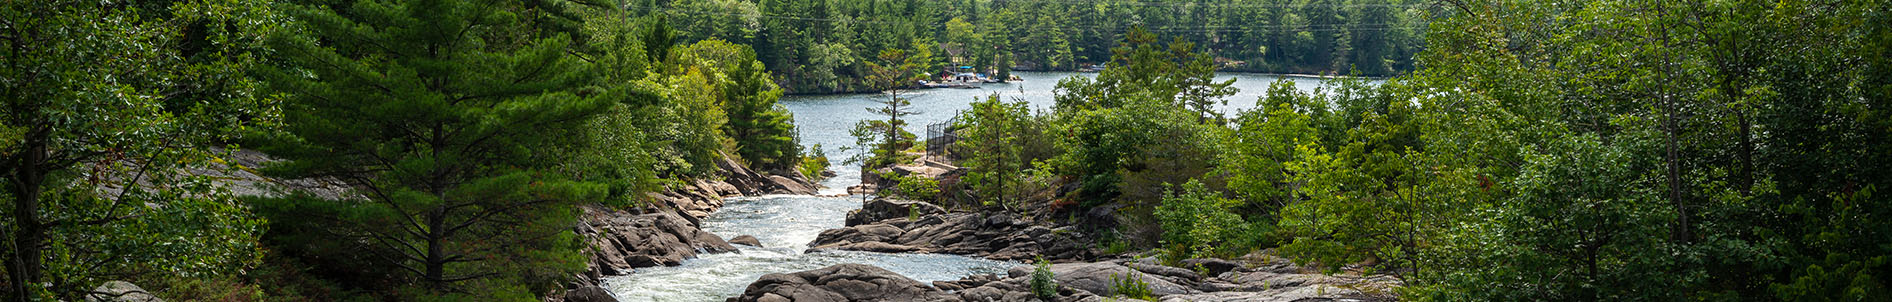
601;72;1339;301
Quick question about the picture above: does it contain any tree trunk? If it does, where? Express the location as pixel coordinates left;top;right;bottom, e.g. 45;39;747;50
7;138;46;302
425;206;446;290
1737;109;1753;194
1657;0;1692;244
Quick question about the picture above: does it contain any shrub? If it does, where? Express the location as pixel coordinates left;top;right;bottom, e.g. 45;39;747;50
884;172;942;200
1030;257;1059;300
1154;180;1249;261
1108;273;1155;301
799;144;831;180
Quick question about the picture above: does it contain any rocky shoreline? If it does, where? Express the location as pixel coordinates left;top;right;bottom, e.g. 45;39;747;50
763;195;1401;302
806;198;1092;261
558;153;822;302
726;253;1400;302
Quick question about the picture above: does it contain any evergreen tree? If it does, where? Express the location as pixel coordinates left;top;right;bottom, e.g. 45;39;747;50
849;45;934;168
1053;27;1236;121
677;40;801;172
256;0;607;296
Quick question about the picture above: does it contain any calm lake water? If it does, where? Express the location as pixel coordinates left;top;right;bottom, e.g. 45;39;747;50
602;72;1341;301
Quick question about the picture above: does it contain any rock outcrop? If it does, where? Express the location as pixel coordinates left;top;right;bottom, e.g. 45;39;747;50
729;235;763;247
728;264;1103;302
1004;262;1198;296
808;209;1091;261
813;197;1089;261
934;274;1104;302
85;281;162;302
730;254;1400;302
559;153;821;301
577;206;738;276
851;159;962;195
655;152;820;219
727;264;962;302
844;198;944;227
562;286;621;302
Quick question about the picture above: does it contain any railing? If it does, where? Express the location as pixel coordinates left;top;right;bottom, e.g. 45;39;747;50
924;115;961;160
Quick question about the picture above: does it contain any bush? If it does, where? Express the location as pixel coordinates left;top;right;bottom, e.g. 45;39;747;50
799;144;831;180
1030;257;1059;300
153;276;266;302
1154;180;1249;261
1108;273;1154;301
884;172;941;200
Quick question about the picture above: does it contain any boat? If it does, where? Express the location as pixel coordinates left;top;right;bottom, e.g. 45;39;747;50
922;81;979;89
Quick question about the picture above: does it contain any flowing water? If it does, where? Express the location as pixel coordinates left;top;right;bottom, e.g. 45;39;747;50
602;72;1339;301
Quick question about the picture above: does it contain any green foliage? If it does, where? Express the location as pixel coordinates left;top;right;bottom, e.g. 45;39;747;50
1055;27;1236;121
1398;0;1892;300
1100;235;1133;256
1221;80;1325;211
954;95;1056;210
1107;273;1154;301
1274;91;1424;271
798;144;832;181
882;172;942;201
848;47;932;168
561;103;665;208
254;0;607;297
1;0;278;299
665;0;1425;94
1155;180;1250;261
676;40;803;172
1044;28;1234;207
152;274;268;302
1030;257;1059;300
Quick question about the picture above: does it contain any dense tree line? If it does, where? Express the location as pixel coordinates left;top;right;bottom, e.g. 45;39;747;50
2;0;813;300
945;0;1891;300
635;0;1431;93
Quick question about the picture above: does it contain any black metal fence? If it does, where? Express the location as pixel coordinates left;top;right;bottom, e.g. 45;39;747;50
924;115;961;159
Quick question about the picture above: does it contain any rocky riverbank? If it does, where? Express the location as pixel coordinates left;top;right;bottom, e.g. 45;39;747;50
783;185;1401;302
727;253;1400;302
806;198;1092;261
558;153;822;301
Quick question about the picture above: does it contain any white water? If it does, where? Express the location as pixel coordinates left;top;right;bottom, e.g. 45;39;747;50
602;72;1343;301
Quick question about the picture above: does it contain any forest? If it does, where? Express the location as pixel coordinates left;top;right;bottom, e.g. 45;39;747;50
4;0;1890;301
3;0;812;300
633;0;1429;93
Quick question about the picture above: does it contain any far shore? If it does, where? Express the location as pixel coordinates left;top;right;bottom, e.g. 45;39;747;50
781;70;1395;96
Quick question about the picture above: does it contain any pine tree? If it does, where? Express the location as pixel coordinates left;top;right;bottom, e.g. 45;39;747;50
850;46;933;168
256;0;608;295
678;40;801;172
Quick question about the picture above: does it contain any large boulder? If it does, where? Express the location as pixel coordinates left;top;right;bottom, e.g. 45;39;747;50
728;264;960;302
85;281;161;302
729;235;763;247
715;151;819;196
563;286;620;302
578;206;737;276
845;199;944;226
768;175;818;195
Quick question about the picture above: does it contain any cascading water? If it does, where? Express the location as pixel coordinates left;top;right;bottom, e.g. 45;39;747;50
602;72;1337;301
